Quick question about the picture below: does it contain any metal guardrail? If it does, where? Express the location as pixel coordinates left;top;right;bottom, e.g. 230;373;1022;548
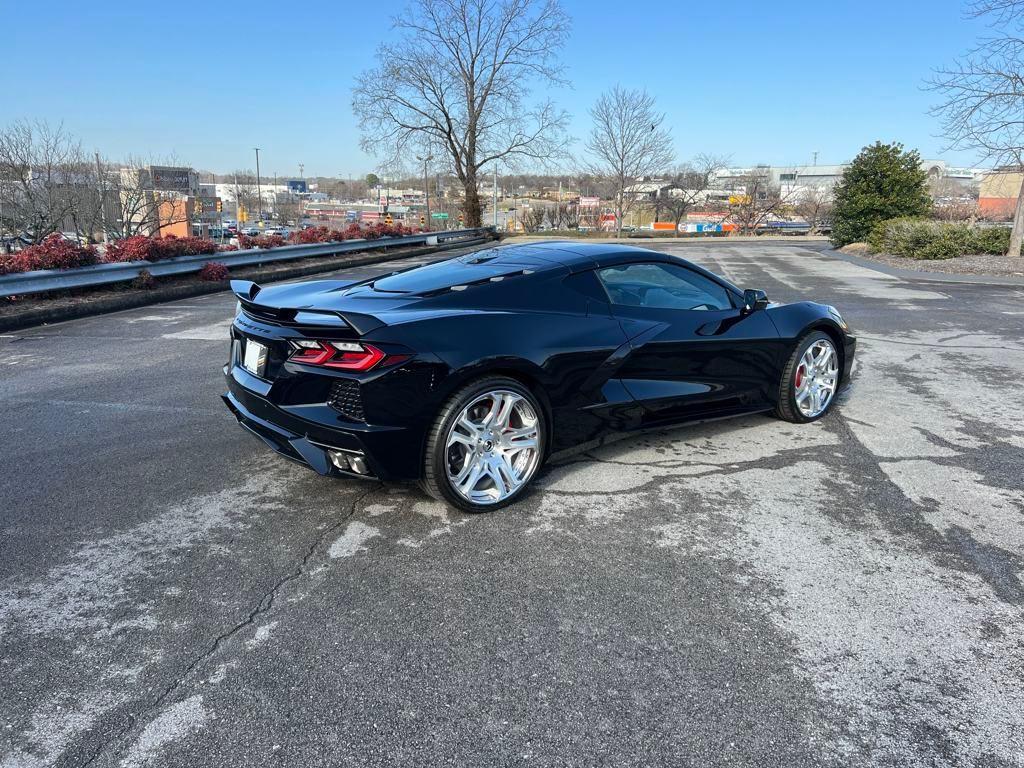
0;228;495;298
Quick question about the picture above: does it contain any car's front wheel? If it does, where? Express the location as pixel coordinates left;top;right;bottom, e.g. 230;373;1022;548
775;331;841;423
422;376;545;512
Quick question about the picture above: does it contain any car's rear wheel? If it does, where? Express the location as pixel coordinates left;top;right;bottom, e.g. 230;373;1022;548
422;376;545;512
775;331;840;423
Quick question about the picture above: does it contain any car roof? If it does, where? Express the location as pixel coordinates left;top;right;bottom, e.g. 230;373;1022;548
485;240;691;271
336;240;741;302
489;240;743;295
491;240;628;270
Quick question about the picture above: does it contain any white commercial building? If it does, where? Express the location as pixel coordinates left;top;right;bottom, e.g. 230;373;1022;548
712;160;989;201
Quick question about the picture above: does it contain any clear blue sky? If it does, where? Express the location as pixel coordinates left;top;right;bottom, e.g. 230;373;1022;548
0;0;991;177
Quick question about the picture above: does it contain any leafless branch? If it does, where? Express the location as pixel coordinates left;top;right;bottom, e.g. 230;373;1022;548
584;85;674;237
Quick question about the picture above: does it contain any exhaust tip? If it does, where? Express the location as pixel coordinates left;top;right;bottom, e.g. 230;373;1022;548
328;449;371;476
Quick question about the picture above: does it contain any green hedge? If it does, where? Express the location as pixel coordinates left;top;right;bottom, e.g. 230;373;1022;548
867;218;1011;260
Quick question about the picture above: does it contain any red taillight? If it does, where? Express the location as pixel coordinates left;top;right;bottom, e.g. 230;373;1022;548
288;341;386;371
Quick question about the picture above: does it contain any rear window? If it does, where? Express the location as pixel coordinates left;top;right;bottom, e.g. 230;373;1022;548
364;250;548;295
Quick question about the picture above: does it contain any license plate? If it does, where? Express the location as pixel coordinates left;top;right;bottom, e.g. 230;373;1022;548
242;339;268;376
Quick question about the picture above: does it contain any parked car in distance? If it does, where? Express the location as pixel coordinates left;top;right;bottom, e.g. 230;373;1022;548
264;227;289;238
222;241;856;513
240;227;261;237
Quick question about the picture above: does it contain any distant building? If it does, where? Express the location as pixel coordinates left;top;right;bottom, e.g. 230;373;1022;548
979;168;1023;220
712;159;988;202
119;165;201;237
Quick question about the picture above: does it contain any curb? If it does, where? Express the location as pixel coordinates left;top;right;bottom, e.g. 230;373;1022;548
0;238;493;333
821;247;1024;287
505;235;832;246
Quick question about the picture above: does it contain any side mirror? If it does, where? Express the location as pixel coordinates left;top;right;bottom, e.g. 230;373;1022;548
742;288;768;314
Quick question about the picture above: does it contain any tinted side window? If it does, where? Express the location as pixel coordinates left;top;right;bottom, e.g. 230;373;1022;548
597;263;732;311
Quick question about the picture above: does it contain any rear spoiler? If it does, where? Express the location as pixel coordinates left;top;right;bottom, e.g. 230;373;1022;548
230;279;384;335
231;279;261;302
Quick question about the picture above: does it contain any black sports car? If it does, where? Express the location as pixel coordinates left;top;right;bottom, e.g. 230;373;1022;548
222;241;855;512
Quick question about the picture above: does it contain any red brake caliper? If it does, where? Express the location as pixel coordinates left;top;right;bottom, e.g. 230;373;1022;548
795;366;804;388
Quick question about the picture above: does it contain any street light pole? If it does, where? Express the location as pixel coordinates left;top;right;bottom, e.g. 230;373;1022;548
417;155;432;230
253;147;262;222
493;164;498;228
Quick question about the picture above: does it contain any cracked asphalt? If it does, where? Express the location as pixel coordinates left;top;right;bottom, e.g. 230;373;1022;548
1;241;1023;767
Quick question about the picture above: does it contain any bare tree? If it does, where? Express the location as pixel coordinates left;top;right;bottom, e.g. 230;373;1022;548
653;154;728;231
275;196;305;225
585;85;674;237
0;120;93;244
352;0;571;227
725;170;791;235
930;0;1024;255
102;158;192;238
793;186;834;234
548;201;579;230
521;204;546;233
227;171;263;222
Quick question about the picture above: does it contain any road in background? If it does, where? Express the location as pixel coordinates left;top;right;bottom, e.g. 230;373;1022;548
2;242;1023;767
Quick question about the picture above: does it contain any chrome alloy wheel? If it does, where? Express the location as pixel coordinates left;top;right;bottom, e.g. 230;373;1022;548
444;390;541;505
794;338;839;418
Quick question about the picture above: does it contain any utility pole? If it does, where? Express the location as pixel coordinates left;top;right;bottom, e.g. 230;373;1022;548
493;164;498;228
253;147;263;222
94;152;109;245
234;172;245;230
417;155;432;230
812;150;819;166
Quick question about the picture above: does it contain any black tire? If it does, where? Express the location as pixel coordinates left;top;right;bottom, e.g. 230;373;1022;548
421;376;546;513
775;331;840;423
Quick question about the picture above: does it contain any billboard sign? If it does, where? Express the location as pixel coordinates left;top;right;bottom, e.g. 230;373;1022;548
287;179;308;193
579;196;600;208
150;166;192;192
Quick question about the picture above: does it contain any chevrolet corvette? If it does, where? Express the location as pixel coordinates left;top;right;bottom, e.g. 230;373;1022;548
222;241;855;512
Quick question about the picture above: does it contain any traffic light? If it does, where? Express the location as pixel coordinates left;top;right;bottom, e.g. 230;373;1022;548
238;206;248;223
384;214;393;226
458;213;464;226
215;199;223;213
419;215;425;227
193;199;202;215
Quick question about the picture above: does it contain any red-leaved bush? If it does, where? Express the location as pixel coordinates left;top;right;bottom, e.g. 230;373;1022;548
105;235;218;263
238;234;286;249
289;226;348;244
103;236;154;262
198;262;230;281
291;222;413;243
217;243;239;252
0;253;20;275
165;235;219;257
368;223;418;239
3;234;100;273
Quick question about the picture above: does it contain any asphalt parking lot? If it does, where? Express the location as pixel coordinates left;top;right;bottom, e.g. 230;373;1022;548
1;241;1023;767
